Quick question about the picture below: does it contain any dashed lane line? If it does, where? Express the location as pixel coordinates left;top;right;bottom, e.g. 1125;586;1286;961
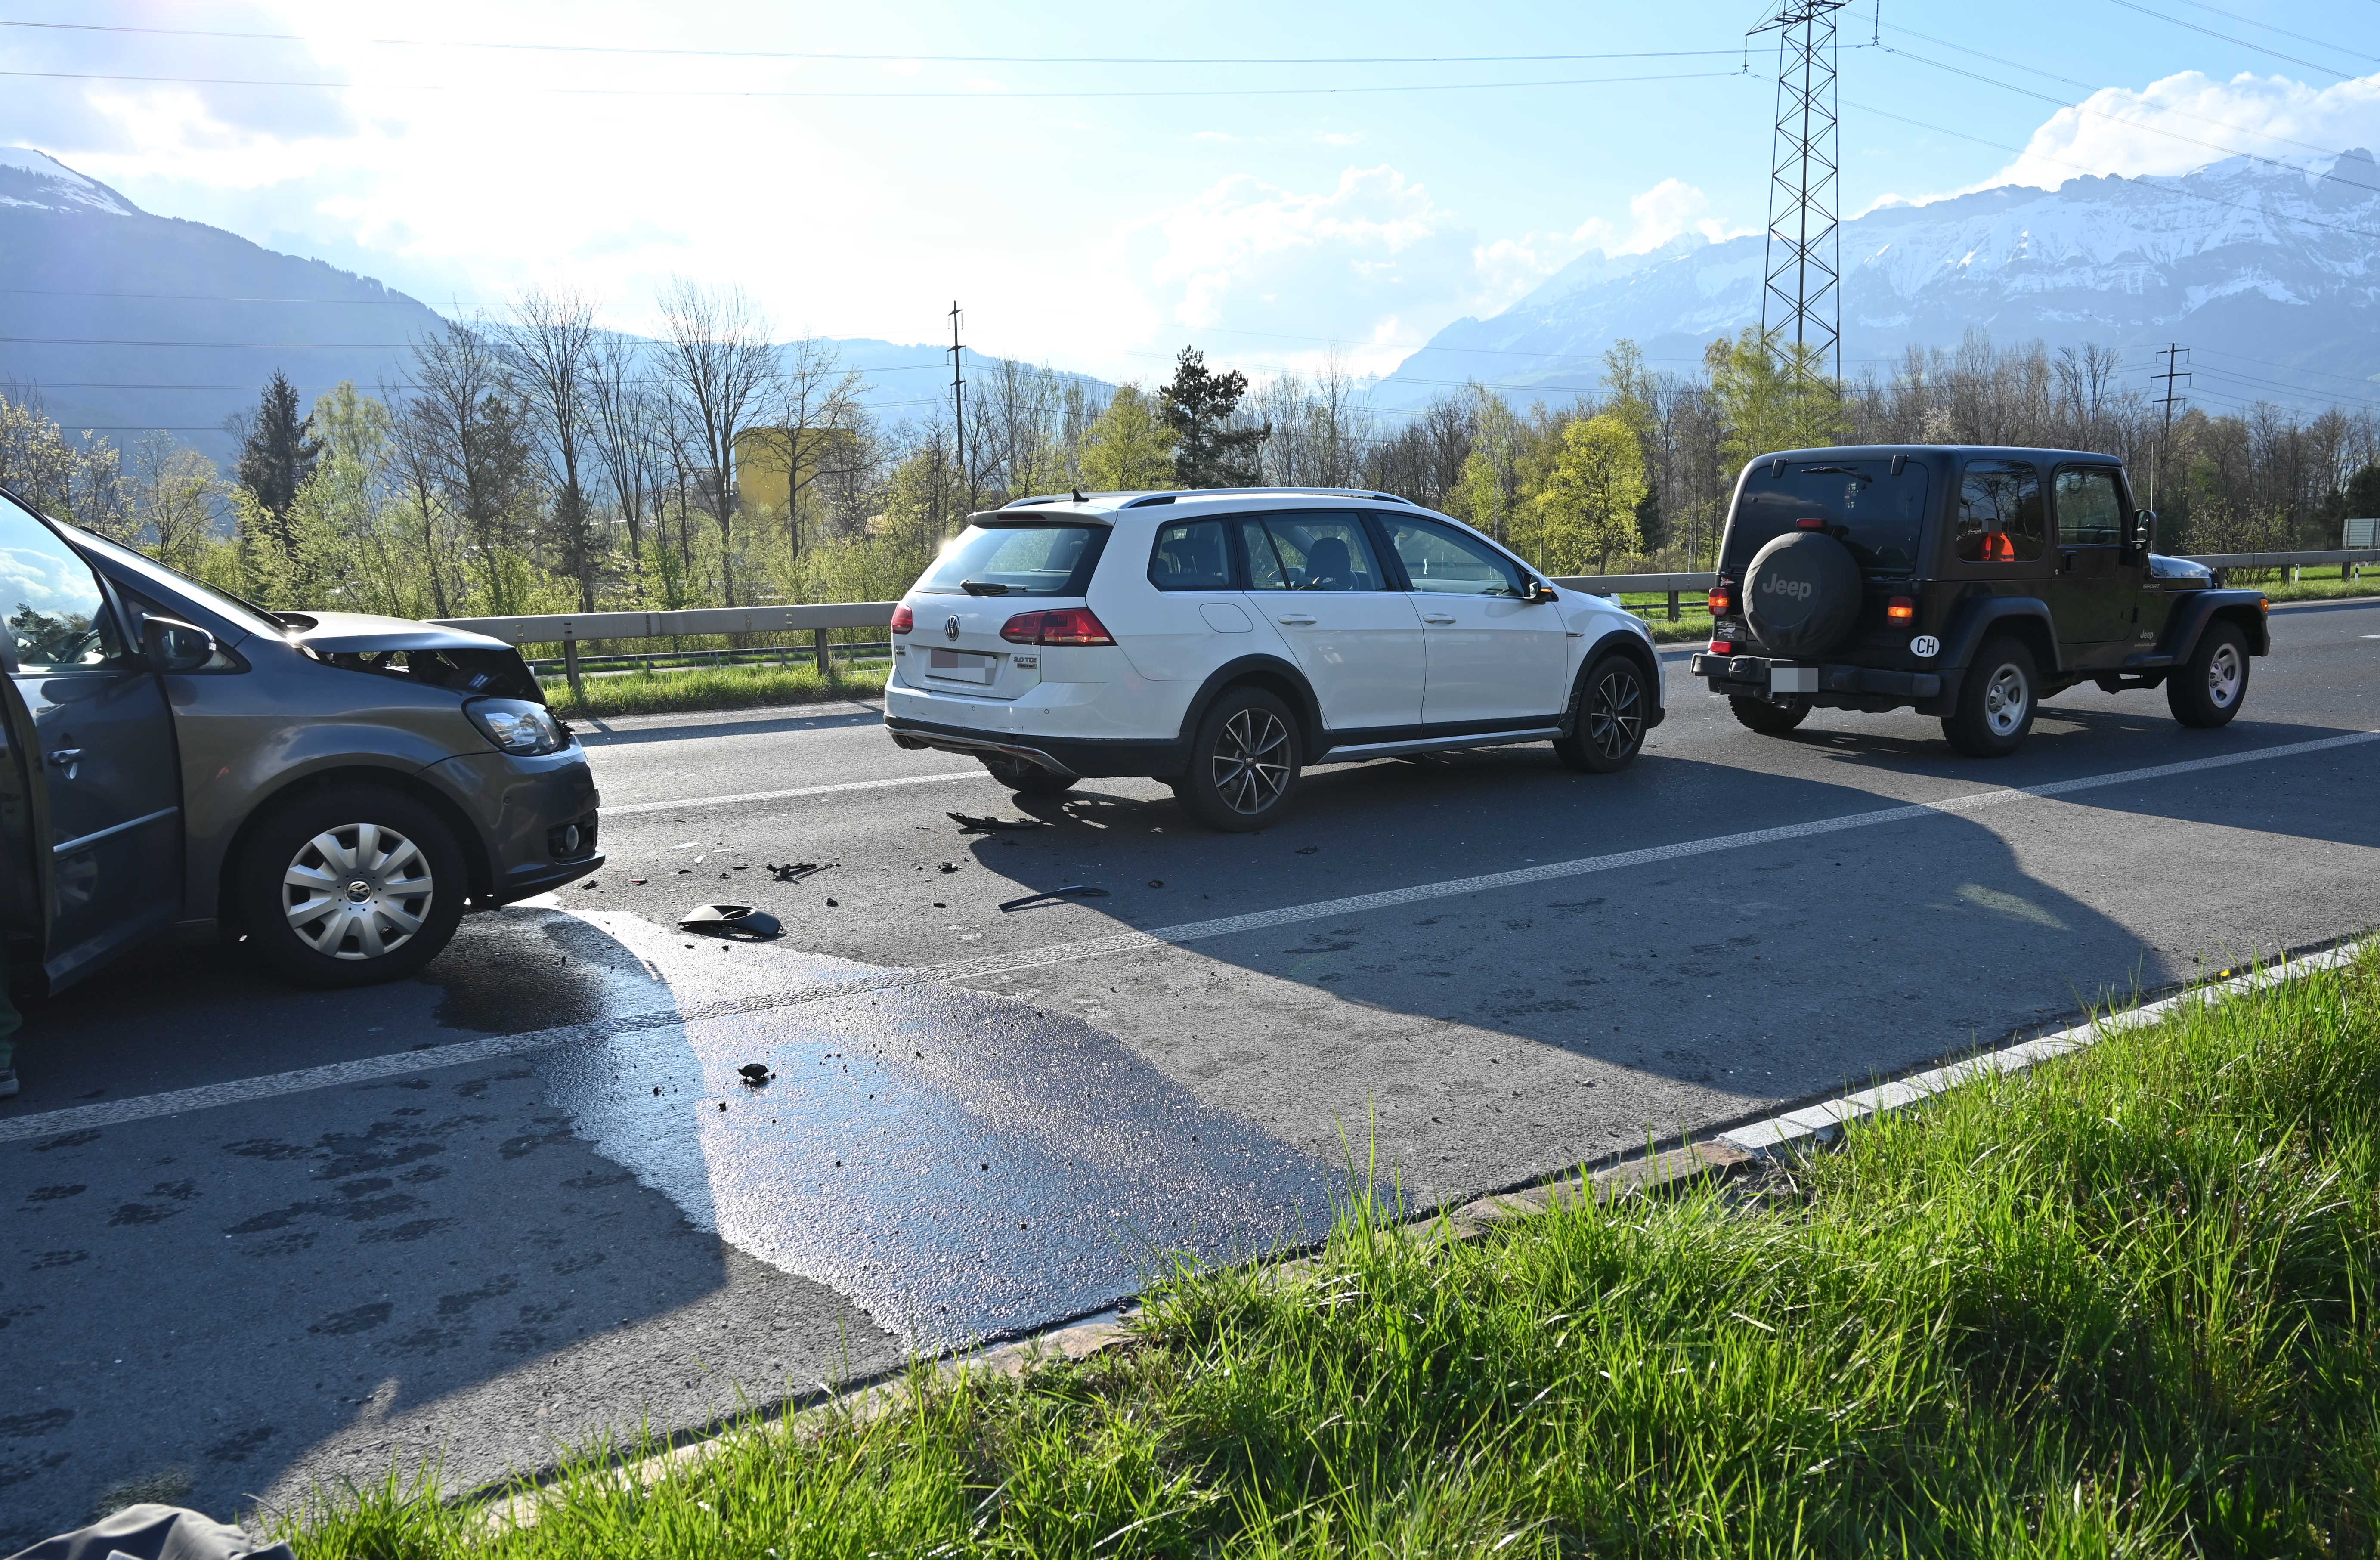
4;728;2372;1146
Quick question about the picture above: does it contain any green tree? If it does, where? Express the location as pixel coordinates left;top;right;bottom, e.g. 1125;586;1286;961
236;369;322;541
1525;413;1647;573
1159;347;1265;488
1444;384;1523;544
1705;328;1845;471
1079;386;1177;492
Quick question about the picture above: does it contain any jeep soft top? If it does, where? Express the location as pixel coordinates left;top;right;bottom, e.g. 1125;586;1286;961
1690;445;2271;756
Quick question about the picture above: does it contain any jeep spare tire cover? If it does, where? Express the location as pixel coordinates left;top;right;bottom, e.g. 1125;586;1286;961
1741;529;1862;658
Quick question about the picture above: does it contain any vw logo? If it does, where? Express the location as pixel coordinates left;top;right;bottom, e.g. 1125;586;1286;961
944;616;961;641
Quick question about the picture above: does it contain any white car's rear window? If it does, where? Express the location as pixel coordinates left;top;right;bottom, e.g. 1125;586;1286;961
917;522;1106;597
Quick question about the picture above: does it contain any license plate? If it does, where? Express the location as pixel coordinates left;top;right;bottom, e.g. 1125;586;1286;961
1769;665;1818;694
927;648;996;684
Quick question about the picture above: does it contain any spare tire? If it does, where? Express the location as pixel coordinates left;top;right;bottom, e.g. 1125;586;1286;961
1741;529;1862;658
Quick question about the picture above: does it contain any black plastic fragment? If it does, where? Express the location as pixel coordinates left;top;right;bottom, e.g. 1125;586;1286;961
677;903;785;940
948;812;1046;833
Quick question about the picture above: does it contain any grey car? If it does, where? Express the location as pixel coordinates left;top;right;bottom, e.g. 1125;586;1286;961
0;486;602;993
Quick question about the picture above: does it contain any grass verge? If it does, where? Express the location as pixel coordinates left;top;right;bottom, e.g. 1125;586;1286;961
539;661;889;719
286;943;2380;1557
2262;574;2380;605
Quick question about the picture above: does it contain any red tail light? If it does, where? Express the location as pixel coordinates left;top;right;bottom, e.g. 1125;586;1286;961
1796;517;1826;530
1886;596;1916;621
1709;639;1736;655
1000;607;1114;646
889;604;914;635
1708;583;1735;616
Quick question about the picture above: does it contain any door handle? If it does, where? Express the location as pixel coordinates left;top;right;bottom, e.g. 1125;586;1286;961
47;748;82;779
2061;549;2077;574
1421;613;1457;625
1276;615;1317;626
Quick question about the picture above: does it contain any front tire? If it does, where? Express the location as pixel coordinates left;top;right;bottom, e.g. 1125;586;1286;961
980;754;1079;797
1554;653;1651;773
235;785;468;987
1942;636;2038;758
1176;686;1301;832
1729;696;1810;737
2168;622;2249;729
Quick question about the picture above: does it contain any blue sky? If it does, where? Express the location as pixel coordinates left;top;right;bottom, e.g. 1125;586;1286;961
3;0;2376;386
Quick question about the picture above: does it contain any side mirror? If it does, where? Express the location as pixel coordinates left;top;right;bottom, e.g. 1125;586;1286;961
2132;509;2157;557
143;615;217;673
1523;577;1556;603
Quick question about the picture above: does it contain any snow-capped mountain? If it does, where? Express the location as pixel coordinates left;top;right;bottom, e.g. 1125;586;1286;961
1376;151;2380;410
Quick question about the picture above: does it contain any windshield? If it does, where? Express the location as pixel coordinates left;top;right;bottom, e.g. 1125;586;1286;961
915;521;1106;597
50;513;284;640
1723;459;1933;573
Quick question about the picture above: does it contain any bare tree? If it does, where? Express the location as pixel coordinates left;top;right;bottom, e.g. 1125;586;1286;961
405;319;541;612
497;285;602;610
130;432;219;572
585;331;668;599
654;279;777;607
749;334;863;563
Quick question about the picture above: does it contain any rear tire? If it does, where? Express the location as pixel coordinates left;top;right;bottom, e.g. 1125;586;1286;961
235;784;469;988
2168;622;2249;729
1942;636;2038;758
1553;653;1650;773
1729;696;1810;737
1176;686;1301;832
980;755;1079;797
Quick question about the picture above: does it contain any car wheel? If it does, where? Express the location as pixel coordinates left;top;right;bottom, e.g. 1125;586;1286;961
235;784;469;988
1554;654;1651;773
1729;696;1810;737
1942;636;2038;758
2168;622;2249;729
979;754;1079;797
1176;686;1300;832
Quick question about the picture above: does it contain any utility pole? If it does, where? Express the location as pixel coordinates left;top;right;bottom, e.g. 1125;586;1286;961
1752;0;1851;392
2152;343;2191;509
948;300;973;514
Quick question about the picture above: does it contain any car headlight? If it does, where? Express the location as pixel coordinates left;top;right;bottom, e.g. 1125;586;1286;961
465;697;569;756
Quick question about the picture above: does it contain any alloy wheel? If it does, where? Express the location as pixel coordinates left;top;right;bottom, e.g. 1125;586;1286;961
1983;662;2030;737
1587;667;1645;760
282;822;436;960
1211;706;1292;815
2207;641;2243;708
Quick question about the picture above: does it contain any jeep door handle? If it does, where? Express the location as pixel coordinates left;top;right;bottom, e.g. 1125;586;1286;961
2061;549;2078;573
47;748;81;767
1421;613;1457;625
1276;614;1317;626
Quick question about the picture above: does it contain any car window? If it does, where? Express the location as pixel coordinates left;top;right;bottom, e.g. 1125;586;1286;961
1953;460;2046;564
1251;514;1385;592
1148;519;1233;591
1380;515;1525;596
915;521;1106;597
2055;467;2124;547
0;499;128;673
1238;519;1288;590
1724;458;1931;573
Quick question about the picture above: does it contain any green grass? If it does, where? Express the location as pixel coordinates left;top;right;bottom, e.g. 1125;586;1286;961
285;943;2380;1558
539;661;890;719
2259;574;2380;605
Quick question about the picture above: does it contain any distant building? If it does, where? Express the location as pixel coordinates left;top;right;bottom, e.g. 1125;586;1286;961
733;427;860;518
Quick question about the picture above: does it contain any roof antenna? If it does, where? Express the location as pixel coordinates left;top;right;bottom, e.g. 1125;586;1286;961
1071;487;1086;502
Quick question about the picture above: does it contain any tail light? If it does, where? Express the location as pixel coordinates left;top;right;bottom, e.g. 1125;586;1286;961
1708;581;1736;617
1000;607;1114;646
1796;517;1826;531
890;604;914;635
1708;638;1736;654
1886;596;1916;621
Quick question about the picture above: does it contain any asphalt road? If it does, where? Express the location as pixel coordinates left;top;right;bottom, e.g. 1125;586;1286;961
6;598;2378;1539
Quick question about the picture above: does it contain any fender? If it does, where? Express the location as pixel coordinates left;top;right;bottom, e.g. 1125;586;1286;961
1560;627;1666;736
211;755;506;926
2160;588;2271;660
1938;596;2061;676
1175;653;1327;764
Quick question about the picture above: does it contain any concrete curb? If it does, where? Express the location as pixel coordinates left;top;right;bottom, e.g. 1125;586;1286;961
469;937;2370;1532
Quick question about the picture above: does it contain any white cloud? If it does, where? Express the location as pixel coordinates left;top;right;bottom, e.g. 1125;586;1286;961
1470;178;1748;313
1982;68;2380;191
1315;132;1361;147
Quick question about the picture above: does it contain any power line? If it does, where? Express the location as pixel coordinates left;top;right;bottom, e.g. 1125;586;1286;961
2101;0;2356;79
0;65;1748;101
2155;0;2380;65
0;22;1741;68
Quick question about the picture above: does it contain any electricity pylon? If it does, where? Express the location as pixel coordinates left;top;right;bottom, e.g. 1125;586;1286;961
1753;0;1850;389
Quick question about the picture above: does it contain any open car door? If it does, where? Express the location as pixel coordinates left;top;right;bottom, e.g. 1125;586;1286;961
0;666;40;952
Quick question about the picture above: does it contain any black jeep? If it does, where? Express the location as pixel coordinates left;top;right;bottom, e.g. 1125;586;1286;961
1689;445;2271;756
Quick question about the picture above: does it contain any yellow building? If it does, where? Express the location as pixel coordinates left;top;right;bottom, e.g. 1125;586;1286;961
733;426;859;518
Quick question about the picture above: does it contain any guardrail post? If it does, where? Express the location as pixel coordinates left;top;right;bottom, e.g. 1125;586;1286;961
562;634;585;702
1667;590;1680;621
813;627;829;675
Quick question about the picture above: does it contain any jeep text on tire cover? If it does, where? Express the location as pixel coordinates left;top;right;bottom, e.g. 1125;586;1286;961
1690;444;2270;759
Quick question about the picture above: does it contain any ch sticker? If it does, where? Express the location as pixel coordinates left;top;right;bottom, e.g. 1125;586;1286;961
1910;635;1941;658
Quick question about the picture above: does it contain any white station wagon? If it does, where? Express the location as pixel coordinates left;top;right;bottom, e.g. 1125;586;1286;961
883;488;1665;830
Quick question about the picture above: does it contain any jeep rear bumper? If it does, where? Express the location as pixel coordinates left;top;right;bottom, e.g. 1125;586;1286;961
1691;652;1945;709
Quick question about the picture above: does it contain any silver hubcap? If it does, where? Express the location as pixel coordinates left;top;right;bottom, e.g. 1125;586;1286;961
1211;707;1292;815
2207;642;2242;707
1587;668;1644;760
282;823;434;960
1984;662;2030;737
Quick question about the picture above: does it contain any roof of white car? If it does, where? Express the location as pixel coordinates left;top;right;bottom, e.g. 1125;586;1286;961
984;487;1419;522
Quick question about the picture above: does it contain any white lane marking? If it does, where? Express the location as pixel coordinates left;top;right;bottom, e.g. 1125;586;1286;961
605;769;983;816
5;729;2372;1146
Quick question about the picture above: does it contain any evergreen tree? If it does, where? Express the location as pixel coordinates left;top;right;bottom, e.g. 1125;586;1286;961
1159;347;1266;488
236;369;322;537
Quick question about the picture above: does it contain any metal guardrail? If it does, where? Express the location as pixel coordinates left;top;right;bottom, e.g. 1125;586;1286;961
439;548;2380;692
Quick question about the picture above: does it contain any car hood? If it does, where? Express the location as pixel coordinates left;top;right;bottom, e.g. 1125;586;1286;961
277;612;515;654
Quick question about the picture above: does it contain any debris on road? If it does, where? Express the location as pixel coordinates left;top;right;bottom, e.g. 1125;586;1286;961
1148;879;1164;888
676;904;785;940
738;1063;774;1086
939;861;959;873
949;811;1046;833
999;885;1110;913
766;860;834;882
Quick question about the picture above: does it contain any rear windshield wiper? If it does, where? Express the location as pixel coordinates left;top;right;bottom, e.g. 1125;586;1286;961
959;580;1011;597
